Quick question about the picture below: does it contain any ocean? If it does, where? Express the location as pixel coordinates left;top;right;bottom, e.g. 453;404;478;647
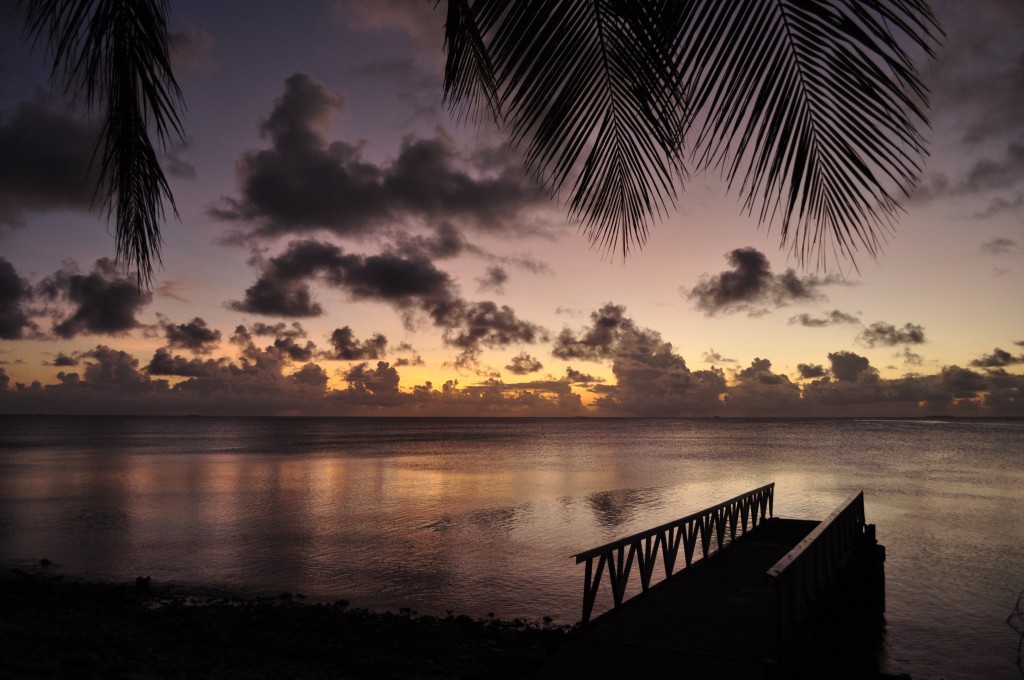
0;415;1021;678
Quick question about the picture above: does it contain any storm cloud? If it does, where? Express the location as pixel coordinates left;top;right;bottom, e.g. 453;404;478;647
687;248;843;316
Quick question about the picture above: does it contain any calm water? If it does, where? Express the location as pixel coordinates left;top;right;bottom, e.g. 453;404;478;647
0;416;1021;678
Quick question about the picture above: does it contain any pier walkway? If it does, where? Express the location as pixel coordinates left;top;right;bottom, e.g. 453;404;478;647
540;484;884;678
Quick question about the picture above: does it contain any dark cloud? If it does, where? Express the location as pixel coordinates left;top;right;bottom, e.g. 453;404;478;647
162;317;221;354
827;351;875;382
51;352;79;367
37;259;151;338
552;304;651;361
343;361;401;395
477;265;508;293
0;256;37;339
250;321;307;339
325;326;388;361
212;74;544;239
858;322;926;347
789;310;860;327
736;358;790;386
229;240;452;318
0;99;96;226
686;248;843;316
505;352;542;375
147;348;226;377
980;237;1018;255
233;239;543;361
970;347;1024;368
565;367;603;384
436;300;543;355
797;363;828;379
896;347;924;366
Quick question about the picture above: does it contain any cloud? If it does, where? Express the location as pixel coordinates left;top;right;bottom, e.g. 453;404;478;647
789;310;860;327
36;259;151;338
686;248;843;316
325;326;387;361
564;367;603;384
980;237;1019;255
477;265;508;293
916;144;1024;203
505;352;542;375
827;351;875;382
701;348;736;364
896;347;924;366
212;74;544;240
552;303;656;361
0;99;97;226
0;257;37;339
161;316;222;354
51;352;79;367
970;347;1024;368
147;348;227;378
797;363;828;379
229;239;452;318
858;322;926;347
974;194;1024;219
343;361;401;395
232;239;544;363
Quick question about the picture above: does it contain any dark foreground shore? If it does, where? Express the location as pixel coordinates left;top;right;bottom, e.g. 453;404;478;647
0;569;567;679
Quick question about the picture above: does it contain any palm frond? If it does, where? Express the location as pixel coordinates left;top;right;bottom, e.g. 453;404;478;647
22;0;184;288
444;0;939;267
442;0;500;123
684;0;940;267
446;0;691;257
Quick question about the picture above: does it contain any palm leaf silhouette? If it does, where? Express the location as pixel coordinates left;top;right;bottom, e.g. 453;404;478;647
21;0;184;288
19;0;939;283
445;0;940;265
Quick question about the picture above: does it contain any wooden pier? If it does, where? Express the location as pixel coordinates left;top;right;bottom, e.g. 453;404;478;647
541;483;886;678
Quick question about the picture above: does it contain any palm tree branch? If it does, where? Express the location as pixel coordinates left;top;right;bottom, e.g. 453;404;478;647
21;0;184;288
684;0;938;266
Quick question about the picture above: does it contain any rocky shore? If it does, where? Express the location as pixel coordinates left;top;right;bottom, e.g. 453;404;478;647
0;569;567;679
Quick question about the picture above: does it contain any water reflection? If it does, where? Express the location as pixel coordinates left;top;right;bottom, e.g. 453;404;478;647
0;416;1022;679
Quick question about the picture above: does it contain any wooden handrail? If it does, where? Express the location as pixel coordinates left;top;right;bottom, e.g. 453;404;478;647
574;483;775;624
766;491;866;650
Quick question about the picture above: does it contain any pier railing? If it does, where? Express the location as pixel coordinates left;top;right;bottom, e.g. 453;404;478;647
574;483;775;624
766;490;866;648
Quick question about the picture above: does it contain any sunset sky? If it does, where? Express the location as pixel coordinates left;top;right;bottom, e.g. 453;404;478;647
0;0;1021;417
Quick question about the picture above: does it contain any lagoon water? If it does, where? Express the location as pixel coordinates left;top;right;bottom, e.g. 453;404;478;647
0;415;1021;678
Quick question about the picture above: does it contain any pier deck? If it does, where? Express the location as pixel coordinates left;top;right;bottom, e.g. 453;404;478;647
541;485;883;678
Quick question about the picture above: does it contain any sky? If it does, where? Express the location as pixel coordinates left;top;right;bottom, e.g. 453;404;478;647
0;0;1021;417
